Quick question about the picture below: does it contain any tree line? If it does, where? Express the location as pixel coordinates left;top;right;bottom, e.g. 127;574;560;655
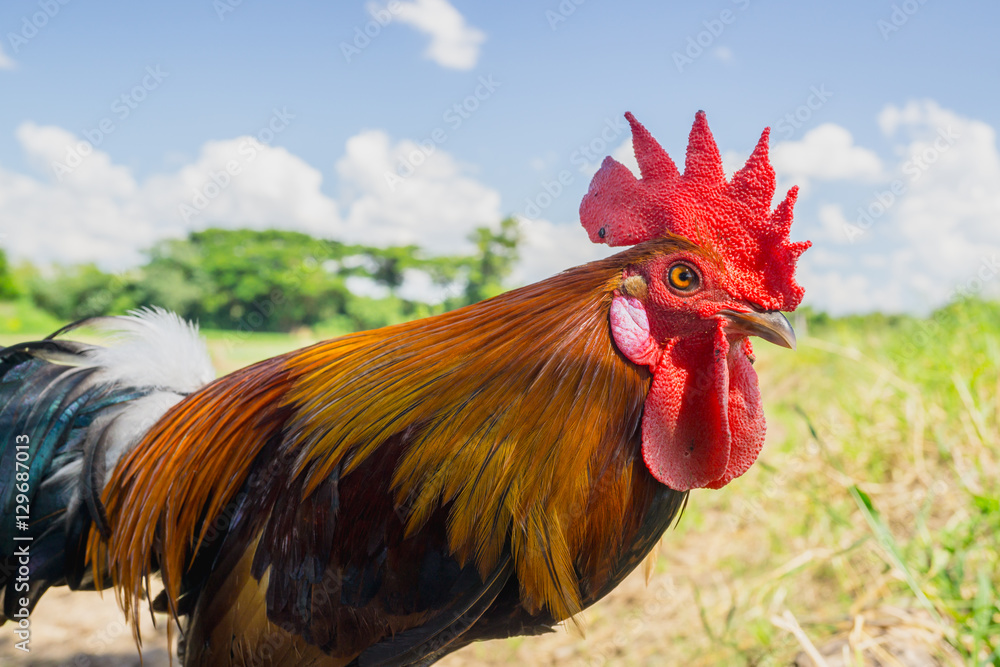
0;218;521;333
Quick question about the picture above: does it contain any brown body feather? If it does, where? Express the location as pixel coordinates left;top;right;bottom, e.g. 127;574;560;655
91;237;695;664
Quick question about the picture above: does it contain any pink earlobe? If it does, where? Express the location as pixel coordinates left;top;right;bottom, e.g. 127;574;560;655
609;295;661;367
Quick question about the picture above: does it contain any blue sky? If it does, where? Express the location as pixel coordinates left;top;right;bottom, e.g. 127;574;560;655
2;0;999;314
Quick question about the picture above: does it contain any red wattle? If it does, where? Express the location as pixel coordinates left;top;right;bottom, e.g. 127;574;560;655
706;337;765;489
640;326;731;491
610;297;767;490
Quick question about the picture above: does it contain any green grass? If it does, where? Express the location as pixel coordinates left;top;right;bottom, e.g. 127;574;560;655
199;328;326;374
2;298;998;665
0;298;62;337
674;299;1000;665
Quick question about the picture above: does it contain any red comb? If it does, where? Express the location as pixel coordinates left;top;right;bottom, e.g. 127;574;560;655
580;111;810;311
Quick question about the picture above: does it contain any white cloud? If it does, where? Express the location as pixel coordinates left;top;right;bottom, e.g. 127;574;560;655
17;122;138;198
875;101;1000;307
0;125;348;269
528;150;559;173
800;101;1000;314
0;44;15;70
345;275;390;299
0;123;506;278
876;100;958;138
143;137;343;238
771;123;884;188
511;216;616;286
611;137;639;177
335;129;501;253
2;123;149;267
387;0;486;70
712;46;733;63
816;203;853;244
797;247;910;316
397;268;460;303
721;149;748;178
14;103;997;317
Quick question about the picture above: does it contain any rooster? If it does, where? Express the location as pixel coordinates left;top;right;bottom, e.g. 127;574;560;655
0;111;808;665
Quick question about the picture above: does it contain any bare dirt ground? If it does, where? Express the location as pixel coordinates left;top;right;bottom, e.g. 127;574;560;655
0;587;172;666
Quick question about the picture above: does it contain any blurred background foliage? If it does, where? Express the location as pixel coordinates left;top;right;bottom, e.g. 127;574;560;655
0;217;521;335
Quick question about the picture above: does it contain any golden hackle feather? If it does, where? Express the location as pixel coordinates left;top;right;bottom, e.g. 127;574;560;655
92;235;699;637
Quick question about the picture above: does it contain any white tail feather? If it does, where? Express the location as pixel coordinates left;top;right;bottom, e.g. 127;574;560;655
55;308;216;499
81;307;216;393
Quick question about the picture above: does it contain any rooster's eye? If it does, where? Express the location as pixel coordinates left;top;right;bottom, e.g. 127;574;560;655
667;263;700;293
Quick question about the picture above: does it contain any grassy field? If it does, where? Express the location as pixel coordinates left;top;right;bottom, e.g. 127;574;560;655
1;299;998;665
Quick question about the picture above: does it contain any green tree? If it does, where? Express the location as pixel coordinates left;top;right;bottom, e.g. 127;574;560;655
368;245;421;294
462;216;522;304
22;222;526;332
0;249;19;300
26;264;136;320
136;229;357;331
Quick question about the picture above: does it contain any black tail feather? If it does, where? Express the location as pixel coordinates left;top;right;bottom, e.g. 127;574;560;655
0;335;153;622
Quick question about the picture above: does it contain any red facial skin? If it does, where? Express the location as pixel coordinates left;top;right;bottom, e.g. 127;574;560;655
581;111;811;491
610;251;765;491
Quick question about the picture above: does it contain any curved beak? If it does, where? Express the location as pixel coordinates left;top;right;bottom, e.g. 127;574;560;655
718;310;797;350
